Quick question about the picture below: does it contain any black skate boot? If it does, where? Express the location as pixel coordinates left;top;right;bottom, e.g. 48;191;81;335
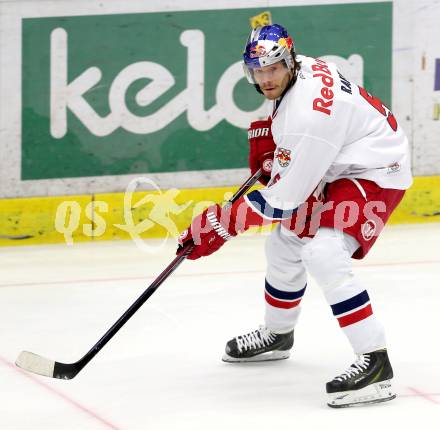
222;326;293;362
326;349;396;408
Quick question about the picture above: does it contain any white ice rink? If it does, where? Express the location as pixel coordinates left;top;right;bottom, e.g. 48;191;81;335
1;223;439;430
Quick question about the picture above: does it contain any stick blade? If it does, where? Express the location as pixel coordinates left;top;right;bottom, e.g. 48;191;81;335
15;351;55;377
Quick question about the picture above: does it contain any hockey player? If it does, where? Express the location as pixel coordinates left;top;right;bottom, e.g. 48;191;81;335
178;24;412;408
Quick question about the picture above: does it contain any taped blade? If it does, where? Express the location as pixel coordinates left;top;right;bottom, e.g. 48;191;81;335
15;351;55;377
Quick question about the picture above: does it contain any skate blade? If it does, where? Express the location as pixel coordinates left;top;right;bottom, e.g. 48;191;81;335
222;350;290;363
327;379;396;408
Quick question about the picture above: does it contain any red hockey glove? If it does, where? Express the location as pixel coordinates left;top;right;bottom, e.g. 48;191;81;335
177;203;237;260
248;119;275;186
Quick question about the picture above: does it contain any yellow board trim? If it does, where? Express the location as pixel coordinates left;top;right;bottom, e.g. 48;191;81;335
0;195;92;246
0;176;439;246
387;175;440;224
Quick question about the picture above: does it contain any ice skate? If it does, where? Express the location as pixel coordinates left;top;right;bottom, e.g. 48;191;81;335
222;326;293;362
326;349;396;408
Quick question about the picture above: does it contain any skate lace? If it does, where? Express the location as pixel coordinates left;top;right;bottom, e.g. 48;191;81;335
236;326;276;353
335;354;371;381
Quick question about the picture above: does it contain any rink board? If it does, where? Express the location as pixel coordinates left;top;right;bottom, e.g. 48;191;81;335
0;175;439;246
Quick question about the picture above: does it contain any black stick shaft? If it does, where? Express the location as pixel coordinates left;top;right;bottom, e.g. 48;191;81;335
74;169;262;372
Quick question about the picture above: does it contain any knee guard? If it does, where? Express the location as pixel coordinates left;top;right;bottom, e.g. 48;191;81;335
300;229;354;292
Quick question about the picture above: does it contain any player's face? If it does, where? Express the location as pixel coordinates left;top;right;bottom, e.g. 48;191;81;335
253;61;293;100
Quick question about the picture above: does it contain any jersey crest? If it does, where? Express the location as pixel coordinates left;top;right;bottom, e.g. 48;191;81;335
276;147;291;167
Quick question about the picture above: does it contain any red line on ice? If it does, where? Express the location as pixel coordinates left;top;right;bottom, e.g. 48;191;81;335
0;260;438;289
405;387;440;405
0;355;122;430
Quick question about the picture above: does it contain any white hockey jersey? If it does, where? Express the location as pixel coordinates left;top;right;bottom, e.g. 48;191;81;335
256;55;413;213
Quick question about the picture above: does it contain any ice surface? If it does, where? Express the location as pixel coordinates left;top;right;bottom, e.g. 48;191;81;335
1;223;439;429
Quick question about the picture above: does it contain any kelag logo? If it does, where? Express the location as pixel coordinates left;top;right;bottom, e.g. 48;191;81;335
21;4;392;180
50;28;263;138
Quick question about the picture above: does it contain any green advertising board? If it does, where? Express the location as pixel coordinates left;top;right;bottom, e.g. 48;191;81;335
22;2;392;180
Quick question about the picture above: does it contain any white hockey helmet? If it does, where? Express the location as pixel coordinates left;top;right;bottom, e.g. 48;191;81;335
242;24;295;84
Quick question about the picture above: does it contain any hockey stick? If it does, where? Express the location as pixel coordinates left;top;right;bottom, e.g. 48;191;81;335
15;169;262;380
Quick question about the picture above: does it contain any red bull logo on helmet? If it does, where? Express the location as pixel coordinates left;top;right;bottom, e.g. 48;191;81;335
278;36;293;50
249;44;267;58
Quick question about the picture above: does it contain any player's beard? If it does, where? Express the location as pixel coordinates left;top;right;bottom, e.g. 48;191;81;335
261;70;293;100
261;86;283;100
